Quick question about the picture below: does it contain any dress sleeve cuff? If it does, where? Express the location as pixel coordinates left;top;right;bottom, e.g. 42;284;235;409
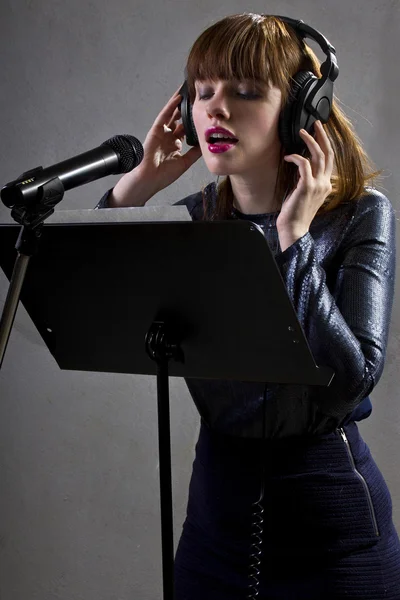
94;188;114;209
274;231;313;273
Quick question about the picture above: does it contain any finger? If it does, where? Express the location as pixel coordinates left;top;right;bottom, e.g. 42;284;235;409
284;155;313;185
154;89;183;128
314;121;335;175
173;122;186;139
299;128;325;176
313;121;335;173
166;106;182;130
173;84;184;96
174;138;183;151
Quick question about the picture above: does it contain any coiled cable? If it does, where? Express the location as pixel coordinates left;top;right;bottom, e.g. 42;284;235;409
247;186;292;598
247;382;269;599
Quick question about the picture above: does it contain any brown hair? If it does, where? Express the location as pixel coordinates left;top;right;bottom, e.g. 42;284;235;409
185;13;382;220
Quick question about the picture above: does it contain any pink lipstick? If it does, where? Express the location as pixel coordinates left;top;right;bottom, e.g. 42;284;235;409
205;127;238;154
208;142;237;154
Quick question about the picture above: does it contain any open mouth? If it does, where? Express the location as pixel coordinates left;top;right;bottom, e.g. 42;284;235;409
207;135;238;145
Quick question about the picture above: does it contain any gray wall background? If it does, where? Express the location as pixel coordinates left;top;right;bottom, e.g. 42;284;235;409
0;0;399;598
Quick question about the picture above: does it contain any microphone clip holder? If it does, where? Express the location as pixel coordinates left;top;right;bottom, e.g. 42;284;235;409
0;176;65;367
11;176;65;231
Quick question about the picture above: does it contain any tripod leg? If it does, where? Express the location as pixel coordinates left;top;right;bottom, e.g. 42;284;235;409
0;253;30;369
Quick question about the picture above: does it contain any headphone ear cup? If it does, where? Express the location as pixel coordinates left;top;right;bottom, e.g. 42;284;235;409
279;70;316;155
179;81;199;146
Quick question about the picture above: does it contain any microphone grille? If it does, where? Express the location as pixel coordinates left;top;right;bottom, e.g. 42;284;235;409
102;134;144;172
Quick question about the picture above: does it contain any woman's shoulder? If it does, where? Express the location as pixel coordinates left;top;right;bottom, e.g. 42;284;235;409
173;182;216;220
352;187;395;218
321;187;395;229
346;188;396;239
173;190;203;216
335;187;397;253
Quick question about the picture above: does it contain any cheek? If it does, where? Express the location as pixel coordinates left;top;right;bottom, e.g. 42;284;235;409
191;106;207;148
251;115;281;144
191;104;201;133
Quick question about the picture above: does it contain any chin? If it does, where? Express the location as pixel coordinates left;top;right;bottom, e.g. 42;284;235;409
203;158;234;177
208;168;231;176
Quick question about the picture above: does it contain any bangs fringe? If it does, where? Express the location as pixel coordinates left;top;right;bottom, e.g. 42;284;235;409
186;15;304;105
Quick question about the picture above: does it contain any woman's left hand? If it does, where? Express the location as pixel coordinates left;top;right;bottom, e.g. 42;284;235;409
276;120;334;252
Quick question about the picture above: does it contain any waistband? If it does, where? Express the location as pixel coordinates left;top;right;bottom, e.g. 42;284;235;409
196;419;364;476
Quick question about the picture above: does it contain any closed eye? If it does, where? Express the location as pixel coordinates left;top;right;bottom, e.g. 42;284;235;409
197;92;260;101
237;93;260;100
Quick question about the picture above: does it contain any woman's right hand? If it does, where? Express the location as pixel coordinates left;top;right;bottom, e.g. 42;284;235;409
109;88;202;207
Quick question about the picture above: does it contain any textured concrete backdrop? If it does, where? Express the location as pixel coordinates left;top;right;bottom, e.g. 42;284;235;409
0;1;399;598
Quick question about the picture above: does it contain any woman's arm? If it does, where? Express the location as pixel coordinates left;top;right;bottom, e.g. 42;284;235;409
275;190;396;421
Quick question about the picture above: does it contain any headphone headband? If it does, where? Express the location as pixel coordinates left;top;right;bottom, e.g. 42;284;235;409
275;16;339;82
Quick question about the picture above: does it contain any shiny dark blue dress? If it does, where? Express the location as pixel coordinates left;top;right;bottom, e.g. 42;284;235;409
97;183;400;598
173;183;400;599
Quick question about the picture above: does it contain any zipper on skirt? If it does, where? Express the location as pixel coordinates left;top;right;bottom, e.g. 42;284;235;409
337;427;380;537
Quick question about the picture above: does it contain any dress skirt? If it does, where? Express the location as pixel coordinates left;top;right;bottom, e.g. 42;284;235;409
174;420;400;599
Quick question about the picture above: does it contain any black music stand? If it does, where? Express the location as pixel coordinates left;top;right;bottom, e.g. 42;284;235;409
0;209;334;600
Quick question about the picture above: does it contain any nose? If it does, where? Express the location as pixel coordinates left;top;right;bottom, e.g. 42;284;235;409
205;89;230;120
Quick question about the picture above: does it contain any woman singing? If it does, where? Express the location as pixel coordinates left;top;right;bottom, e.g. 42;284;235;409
97;14;400;599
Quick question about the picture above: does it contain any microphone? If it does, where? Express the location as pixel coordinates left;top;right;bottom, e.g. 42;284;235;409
1;134;144;208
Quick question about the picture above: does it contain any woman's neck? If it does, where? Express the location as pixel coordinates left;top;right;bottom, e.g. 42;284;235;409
229;168;281;214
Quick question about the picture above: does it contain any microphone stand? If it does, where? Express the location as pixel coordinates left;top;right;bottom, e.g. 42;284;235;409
0;176;64;369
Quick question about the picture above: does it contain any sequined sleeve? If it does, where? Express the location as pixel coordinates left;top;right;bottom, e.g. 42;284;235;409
274;191;396;421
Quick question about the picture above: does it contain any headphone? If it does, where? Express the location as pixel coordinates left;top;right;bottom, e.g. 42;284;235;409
179;16;339;156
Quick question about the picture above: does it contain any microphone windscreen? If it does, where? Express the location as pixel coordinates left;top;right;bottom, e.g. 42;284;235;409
102;134;144;172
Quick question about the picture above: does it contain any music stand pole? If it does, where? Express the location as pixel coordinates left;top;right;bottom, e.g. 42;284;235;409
145;321;184;599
